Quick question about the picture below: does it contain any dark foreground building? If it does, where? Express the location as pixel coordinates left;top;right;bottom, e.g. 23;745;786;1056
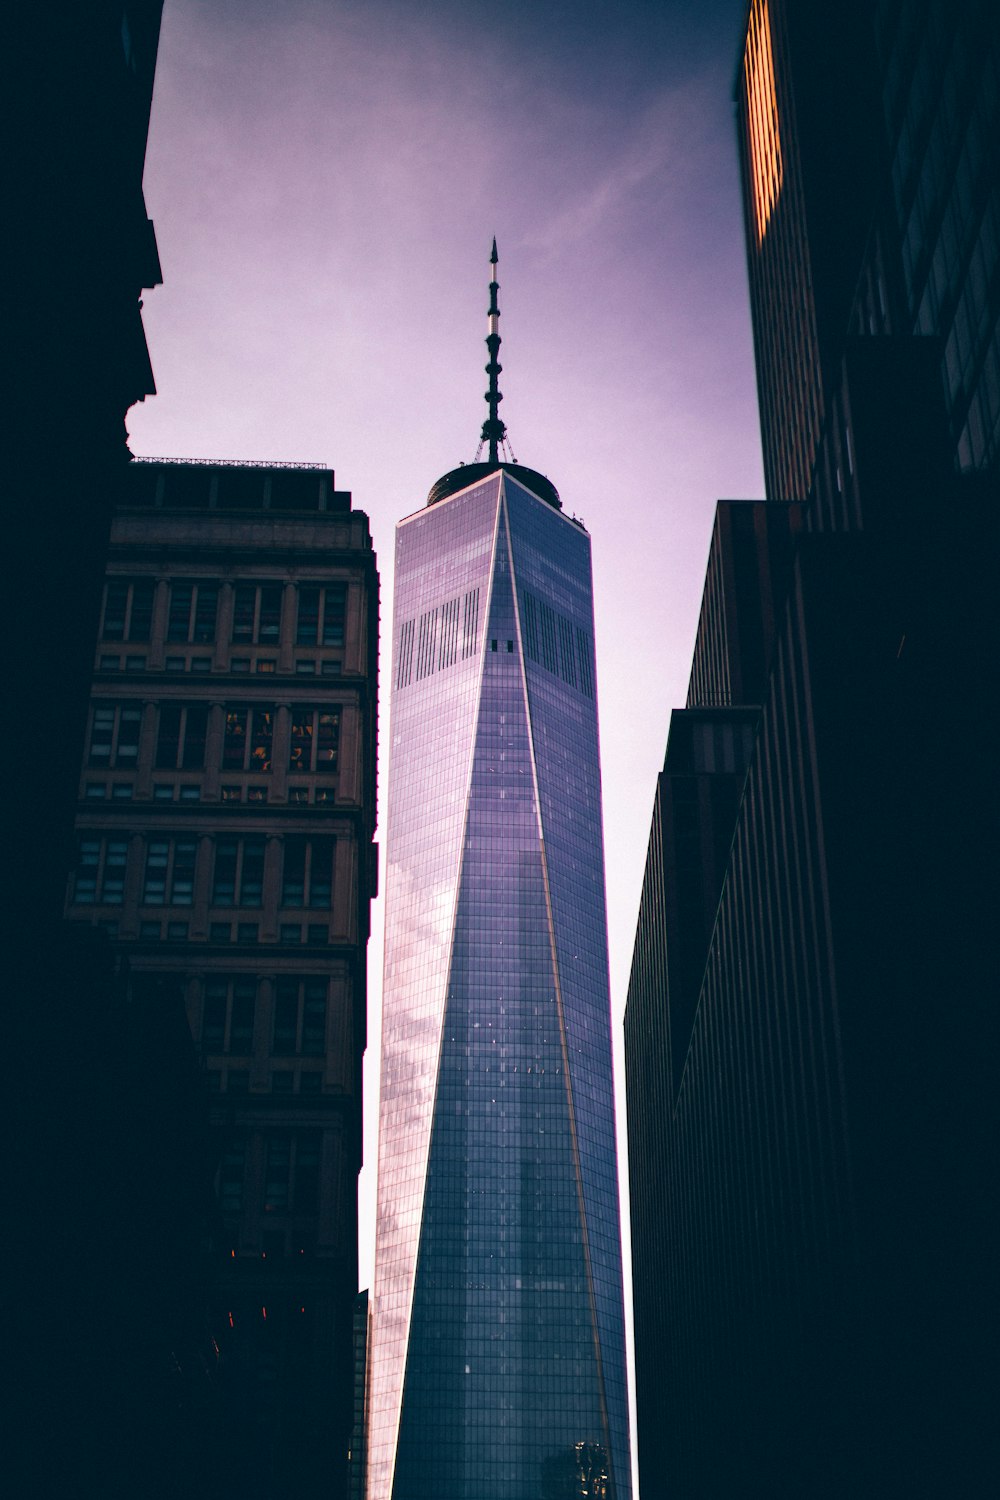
369;248;631;1500
64;460;379;1497
626;3;998;1496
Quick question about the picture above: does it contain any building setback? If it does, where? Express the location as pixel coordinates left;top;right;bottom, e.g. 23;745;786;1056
626;3;997;1496
368;249;631;1500
66;459;379;1497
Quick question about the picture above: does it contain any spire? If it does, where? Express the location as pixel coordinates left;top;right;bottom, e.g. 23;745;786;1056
479;237;509;464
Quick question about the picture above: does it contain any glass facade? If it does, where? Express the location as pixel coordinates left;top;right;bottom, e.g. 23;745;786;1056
370;471;630;1499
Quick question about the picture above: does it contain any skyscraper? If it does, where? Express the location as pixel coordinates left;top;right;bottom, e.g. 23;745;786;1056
626;4;996;1495
369;246;631;1500
67;458;379;1497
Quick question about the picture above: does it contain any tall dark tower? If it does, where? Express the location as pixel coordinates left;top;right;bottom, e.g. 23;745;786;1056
626;3;997;1496
369;248;632;1500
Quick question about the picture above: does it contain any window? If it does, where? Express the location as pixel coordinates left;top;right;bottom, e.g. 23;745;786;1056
232;583;283;646
230;981;255;1050
272;977;327;1056
101;579;154;642
88;702;142;768
295;1132;321;1212
212;837;265;906
218;1137;246;1214
264;1134;291;1212
111;783;133;800
210;922;231;942
280;923;301;945
223;706;274;772
143;839;198;905
280;837;334;908
263;1132;320;1214
167;581;219;643
73;836;129;905
156;702;209;770
296;583;346;646
203;976;257;1054
288;708;340;773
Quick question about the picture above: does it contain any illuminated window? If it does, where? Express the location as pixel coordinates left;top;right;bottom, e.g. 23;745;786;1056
223;705;274;772
744;0;783;245
289;707;340;773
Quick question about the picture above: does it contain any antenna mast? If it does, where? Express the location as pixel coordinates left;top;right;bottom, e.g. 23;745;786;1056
478;238;512;464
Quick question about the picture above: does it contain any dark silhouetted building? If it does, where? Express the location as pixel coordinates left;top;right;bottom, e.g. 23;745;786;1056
627;3;997;1496
11;2;164;940
65;460;379;1498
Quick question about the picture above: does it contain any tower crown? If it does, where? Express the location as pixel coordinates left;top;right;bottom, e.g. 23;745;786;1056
427;240;561;510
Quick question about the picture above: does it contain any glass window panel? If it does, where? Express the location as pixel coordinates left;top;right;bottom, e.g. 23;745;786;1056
258;585;282;644
182;703;208;769
297;586;320;645
249;708;274;772
239;838;265;906
213;838;238;905
192;583;218;642
89;706;115;765
167;582;193;641
316;711;339;771
282;837;306;907
309;838;333;908
170;840;197;905
322;583;346;646
115;705;142;765
223;709;248;771
128;580;154;641
143;840;169;904
232;585;256;643
156;704;182;769
102;581;128;641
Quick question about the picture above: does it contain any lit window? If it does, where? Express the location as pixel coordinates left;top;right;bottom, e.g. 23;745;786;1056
288;707;340;773
744;0;784;245
223;706;274;772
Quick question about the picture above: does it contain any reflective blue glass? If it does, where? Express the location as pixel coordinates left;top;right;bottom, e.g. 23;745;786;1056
371;473;631;1500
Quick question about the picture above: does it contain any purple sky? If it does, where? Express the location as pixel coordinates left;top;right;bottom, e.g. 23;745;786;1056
129;0;764;1473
